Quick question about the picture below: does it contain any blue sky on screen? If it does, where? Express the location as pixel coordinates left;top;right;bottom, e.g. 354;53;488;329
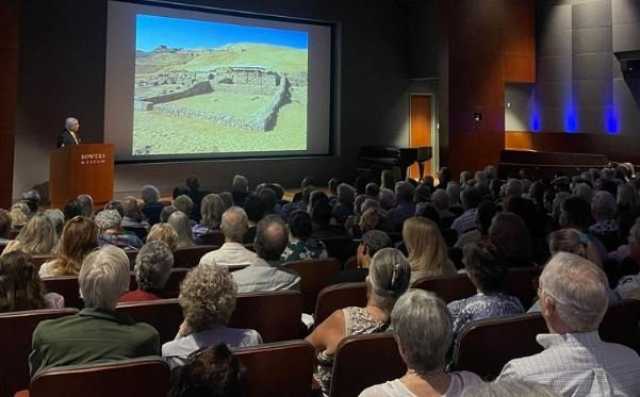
136;14;309;52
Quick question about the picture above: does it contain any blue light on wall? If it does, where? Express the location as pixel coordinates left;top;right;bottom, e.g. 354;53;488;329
565;106;577;133
531;112;541;132
605;107;619;135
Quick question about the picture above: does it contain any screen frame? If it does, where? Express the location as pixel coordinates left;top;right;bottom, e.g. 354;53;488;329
106;0;338;165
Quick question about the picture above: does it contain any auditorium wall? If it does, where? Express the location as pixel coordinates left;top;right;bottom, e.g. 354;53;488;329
13;0;421;199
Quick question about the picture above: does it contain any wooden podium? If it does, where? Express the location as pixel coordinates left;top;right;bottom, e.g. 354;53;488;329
49;144;114;209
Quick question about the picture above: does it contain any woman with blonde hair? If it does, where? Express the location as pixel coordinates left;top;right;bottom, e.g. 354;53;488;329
147;223;179;252
403;217;457;283
9;202;30;231
168;211;194;249
39;216;98;278
2;214;56;256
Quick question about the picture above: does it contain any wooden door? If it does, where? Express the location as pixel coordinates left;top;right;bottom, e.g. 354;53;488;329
409;95;432;180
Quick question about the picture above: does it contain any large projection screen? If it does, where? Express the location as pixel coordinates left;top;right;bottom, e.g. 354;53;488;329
105;1;334;163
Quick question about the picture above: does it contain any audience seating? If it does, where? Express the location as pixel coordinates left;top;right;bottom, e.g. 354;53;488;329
195;230;225;246
31;255;53;268
129;268;190;299
116;299;183;344
23;357;170;397
329;333;406;397
173;245;218;268
230;291;304;342
343;256;357;270
599;299;640;354
412;267;539;307
0;308;78;397
235;340;315;397
284;258;341;313
451;313;547;380
42;276;83;308
322;237;358;265
122;226;147;242
314;282;367;326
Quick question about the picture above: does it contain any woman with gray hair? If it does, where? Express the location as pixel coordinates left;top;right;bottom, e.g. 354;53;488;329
120;241;174;302
168;211;194;249
308;248;412;395
360;289;482;397
95;209;143;249
162;263;262;368
2;214;57;256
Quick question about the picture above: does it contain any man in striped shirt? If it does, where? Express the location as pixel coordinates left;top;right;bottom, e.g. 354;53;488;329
497;252;640;396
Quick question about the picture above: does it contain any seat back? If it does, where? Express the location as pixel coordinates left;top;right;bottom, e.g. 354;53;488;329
235;340;315;397
451;313;547;380
128;268;189;299
31;255;53;268
42;276;83;308
116;299;183;344
314;282;367;326
0;308;78;396
29;357;170;397
173;245;218;268
504;267;540;308
284;258;341;313
322;237;358;264
412;273;475;303
330;333;405;397
230;291;304;342
600;299;640;353
195;231;225;246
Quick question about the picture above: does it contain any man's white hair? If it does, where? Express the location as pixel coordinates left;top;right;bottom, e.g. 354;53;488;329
79;245;130;310
540;252;608;332
65;117;78;129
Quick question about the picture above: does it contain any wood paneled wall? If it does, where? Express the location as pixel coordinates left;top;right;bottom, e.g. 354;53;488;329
503;0;535;83
0;0;19;208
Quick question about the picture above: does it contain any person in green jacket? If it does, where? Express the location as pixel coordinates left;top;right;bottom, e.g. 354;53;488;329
29;245;160;376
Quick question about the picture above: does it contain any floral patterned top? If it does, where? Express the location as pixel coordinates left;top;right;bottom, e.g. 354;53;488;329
448;292;524;338
281;238;328;262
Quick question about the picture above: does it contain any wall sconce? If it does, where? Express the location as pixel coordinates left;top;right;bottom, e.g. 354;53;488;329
472;112;482;122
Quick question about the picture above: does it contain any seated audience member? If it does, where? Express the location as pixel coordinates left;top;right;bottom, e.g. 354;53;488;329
9;201;30;231
169;344;244;397
380;169;396;190
462;381;559;397
44;209;65;238
614;221;640;300
431;189;455;229
573;182;593;206
120;241;174;302
77;194;95;218
447;182;463;212
232;215;300;293
355;183;380;215
169;211;195;249
162;263;262;368
328;177;340;199
219;192;233;210
448;243;524;337
497;252;640;395
2;214;56;256
121;197;150;231
360;290;482;397
451;187;482;236
617;183;640;241
174;195;195;222
455;201;497;249
330;230;392;285
308;248;411;394
147;223;179;252
413;183;432;213
0;251;64;312
160;205;178;223
39;216;98;278
104;200;125;217
333;183;357;225
243;193;265;243
0;209;12;245
231;175;250;207
259;187;279;216
192;193;225;242
589;190;622;252
308;190;329;214
311;197;348;239
30;245;160;375
63;199;83;222
21;190;41;213
548;228;602;267
141;185;164;225
403;217;457;283
95;209;144;249
200;207;257;268
559;196;607;260
379;188;396;211
387;181;416;232
281;210;328;262
489;212;533;267
184;177;207;222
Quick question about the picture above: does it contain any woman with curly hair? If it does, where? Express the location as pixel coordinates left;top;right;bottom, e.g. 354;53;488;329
162;262;262;368
0;251;64;312
39;216;98;278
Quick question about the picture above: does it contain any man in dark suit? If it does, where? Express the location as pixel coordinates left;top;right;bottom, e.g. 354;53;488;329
56;117;81;148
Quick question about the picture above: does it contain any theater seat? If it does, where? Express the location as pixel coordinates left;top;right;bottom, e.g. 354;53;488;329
42;276;83;308
451;313;547;380
330;333;405;397
504;267;540;308
235;340;315;397
195;230;225;246
600;299;640;353
322;237;359;264
25;357;169;397
412;273;475;303
31;255;53;268
0;308;78;397
314;282;367;326
284;258;341;313
173;245;218;268
116;299;182;344
230;291;304;342
128;268;188;298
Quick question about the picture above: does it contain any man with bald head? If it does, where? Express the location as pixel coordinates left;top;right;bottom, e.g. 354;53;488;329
231;215;300;293
498;252;640;396
57;117;81;148
199;207;257;268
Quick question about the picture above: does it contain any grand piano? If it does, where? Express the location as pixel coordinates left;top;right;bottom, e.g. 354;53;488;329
358;146;432;181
